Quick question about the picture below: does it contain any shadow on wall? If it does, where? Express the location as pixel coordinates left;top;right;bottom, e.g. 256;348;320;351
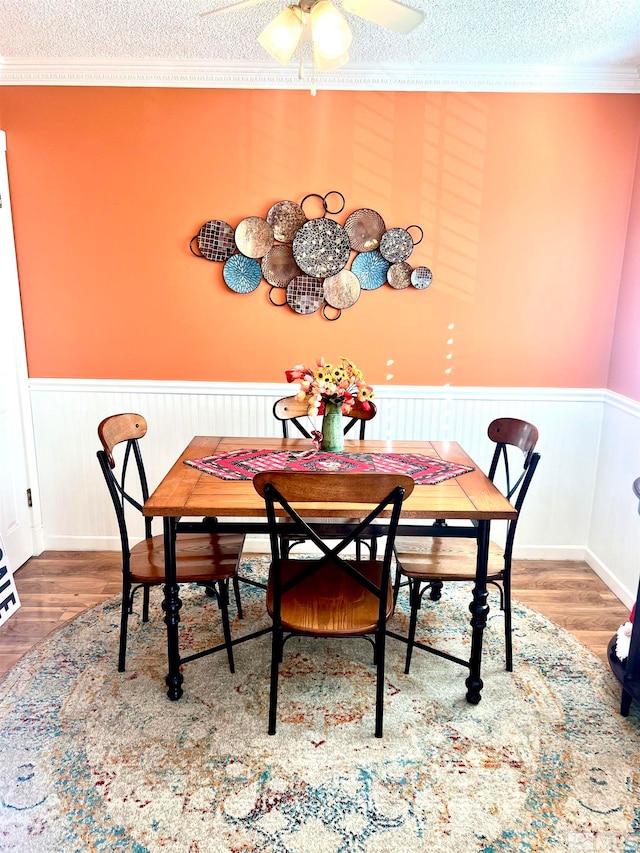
352;91;488;304
357;92;488;424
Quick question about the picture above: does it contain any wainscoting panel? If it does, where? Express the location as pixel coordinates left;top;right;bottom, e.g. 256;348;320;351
587;393;640;606
26;379;639;604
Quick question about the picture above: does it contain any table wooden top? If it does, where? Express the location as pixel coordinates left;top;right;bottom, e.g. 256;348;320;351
143;436;517;521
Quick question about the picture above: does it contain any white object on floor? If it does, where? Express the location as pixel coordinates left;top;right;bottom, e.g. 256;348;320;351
615;621;633;662
0;530;21;628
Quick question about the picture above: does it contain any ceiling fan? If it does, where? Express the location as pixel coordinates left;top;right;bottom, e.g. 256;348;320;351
200;0;424;78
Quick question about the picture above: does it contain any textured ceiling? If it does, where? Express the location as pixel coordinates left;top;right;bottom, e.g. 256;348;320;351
1;0;640;91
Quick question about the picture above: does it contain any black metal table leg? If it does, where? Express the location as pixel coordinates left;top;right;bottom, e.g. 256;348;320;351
162;516;183;700
465;519;490;704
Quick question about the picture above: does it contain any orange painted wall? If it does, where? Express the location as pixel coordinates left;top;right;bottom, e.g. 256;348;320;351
608;130;640;399
1;87;638;388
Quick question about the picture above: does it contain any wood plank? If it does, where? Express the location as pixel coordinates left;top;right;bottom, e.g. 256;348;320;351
144;436;516;521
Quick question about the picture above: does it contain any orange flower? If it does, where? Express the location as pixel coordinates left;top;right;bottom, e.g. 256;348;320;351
285;357;374;417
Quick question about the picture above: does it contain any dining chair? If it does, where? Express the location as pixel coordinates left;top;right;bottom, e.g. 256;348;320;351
394;417;541;674
273;394;377;440
254;470;414;738
273;395;380;559
97;413;245;673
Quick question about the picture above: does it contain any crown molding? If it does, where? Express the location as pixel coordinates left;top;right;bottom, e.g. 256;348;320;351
1;57;639;93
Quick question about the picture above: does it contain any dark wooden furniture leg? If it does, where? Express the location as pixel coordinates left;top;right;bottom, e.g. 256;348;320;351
465;520;490;704
162;516;183;700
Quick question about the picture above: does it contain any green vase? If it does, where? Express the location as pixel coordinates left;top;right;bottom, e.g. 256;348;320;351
321;401;344;452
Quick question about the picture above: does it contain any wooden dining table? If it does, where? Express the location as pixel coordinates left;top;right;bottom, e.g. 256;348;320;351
143;436;517;706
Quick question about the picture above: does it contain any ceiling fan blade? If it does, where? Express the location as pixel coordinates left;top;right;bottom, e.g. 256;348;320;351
341;0;423;34
200;0;268;17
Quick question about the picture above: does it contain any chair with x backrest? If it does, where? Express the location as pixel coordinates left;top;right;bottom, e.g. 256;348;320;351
254;470;414;738
273;394;377;441
97;413;245;673
273;395;379;558
394;417;540;674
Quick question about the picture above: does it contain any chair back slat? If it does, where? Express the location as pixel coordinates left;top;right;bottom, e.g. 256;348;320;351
488;418;538;468
97;413;152;554
342;400;377;439
272;396;312;438
273;396;377;440
98;413;148;468
254;470;411;504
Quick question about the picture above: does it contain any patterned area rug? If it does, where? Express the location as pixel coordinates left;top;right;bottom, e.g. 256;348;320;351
1;556;638;852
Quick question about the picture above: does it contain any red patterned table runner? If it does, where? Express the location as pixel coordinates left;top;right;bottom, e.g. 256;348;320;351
184;448;473;485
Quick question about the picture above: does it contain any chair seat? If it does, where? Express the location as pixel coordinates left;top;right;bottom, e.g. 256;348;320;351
267;559;393;636
395;536;505;582
130;533;244;584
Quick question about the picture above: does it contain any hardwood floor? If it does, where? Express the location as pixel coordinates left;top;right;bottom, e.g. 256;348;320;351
0;550;632;677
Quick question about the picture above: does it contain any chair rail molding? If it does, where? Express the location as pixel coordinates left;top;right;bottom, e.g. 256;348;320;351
26;378;640;607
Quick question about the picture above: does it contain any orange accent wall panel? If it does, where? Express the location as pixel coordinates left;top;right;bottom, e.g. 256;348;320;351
0;87;638;388
608;132;640;400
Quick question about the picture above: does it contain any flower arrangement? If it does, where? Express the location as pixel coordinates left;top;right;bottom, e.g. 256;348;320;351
285;356;375;417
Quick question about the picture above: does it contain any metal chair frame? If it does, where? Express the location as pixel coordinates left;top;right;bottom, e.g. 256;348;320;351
395;417;541;674
255;471;412;738
97;413;243;673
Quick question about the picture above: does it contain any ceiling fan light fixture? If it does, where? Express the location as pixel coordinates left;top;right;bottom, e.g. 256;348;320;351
341;0;424;34
309;1;352;60
312;47;350;72
257;5;305;65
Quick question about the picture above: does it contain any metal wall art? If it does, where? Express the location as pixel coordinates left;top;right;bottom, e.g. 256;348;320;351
189;190;433;320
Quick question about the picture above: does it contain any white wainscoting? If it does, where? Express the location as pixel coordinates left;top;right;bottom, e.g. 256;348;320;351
587;393;640;606
27;379;640;607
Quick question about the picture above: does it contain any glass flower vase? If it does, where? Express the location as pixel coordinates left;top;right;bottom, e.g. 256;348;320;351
321;401;344;453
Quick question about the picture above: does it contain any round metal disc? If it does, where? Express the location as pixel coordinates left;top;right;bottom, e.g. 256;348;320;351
286;275;324;314
323;270;361;309
266;200;308;243
351;250;390;291
380;227;414;263
387;261;413;290
234;216;274;258
222;254;262;294
411;266;433;289
196;220;236;262
261;244;301;288
344;208;386;252
292;218;351;278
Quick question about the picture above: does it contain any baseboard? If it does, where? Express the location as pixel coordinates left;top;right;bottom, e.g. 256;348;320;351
241;535;271;554
584;548;635;609
42;533;292;555
41;535;123;552
512;545;587;561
